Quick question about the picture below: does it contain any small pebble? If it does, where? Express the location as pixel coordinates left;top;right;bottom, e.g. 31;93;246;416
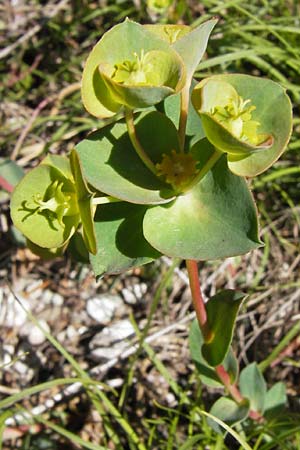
14;360;28;375
24;320;50;346
86;294;125;324
66;325;77;340
122;288;137;304
133;282;147;299
1;344;15;366
91;344;127;361
51;292;64;306
0;292;29;328
89;319;135;349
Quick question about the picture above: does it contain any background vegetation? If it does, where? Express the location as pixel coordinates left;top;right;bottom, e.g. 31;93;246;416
0;0;300;448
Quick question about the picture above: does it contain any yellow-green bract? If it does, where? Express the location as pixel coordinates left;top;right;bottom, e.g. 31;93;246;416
192;74;293;177
81;19;186;118
10;153;96;256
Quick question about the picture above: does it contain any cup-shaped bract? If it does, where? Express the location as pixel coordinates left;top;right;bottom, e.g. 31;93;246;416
143;24;191;44
192;74;293;176
81;19;186;118
69;149;97;255
145;19;217;82
10;155;80;250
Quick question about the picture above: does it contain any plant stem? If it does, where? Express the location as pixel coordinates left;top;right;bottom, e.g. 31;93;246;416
125;108;157;175
178;84;190;152
215;365;244;403
0;176;14;193
186;259;211;341
183;148;222;192
186;259;263;422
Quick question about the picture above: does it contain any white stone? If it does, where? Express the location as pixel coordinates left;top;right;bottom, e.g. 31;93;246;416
14;360;28;375
122;288;137;304
14;360;34;382
78;326;88;335
89;319;135;349
0;292;29;328
26;320;50;346
91;344;126;361
66;325;77;340
86;294;124;324
50;292;64;306
100;319;135;342
1;344;14;366
133;283;147;299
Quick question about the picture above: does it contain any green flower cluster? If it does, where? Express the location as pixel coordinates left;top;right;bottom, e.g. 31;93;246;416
10;19;292;272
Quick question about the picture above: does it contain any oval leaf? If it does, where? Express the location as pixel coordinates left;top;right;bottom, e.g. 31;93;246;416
143;148;261;260
202;290;247;367
239;363;267;414
91;201;160;277
75;111;178;205
208;397;250;434
189;319;238;388
264;382;287;418
0;158;24;188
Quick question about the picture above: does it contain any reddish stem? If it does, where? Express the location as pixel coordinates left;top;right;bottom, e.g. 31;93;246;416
186;259;263;422
215;365;243;403
0;175;14;193
186;259;211;341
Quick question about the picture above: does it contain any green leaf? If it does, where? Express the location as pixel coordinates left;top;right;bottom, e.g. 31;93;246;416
76;111;178;205
91;201;160;277
189;319;238;388
70;149;97;254
172;19;218;81
264;382;287;418
239;363;267;414
0;158;24;201
0;158;24;187
143;144;261;260
192;74;292;176
202;290;247;367
81;19;185;118
10;164;79;249
208;397;250;434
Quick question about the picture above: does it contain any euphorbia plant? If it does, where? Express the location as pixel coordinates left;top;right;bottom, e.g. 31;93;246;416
10;18;292;430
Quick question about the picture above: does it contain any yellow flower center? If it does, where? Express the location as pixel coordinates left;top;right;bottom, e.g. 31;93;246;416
156;150;198;191
211;95;261;145
32;180;78;226
112;50;153;85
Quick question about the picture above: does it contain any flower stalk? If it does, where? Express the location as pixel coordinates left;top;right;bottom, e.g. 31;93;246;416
178;84;190;152
125;108;158;175
183;148;222;192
